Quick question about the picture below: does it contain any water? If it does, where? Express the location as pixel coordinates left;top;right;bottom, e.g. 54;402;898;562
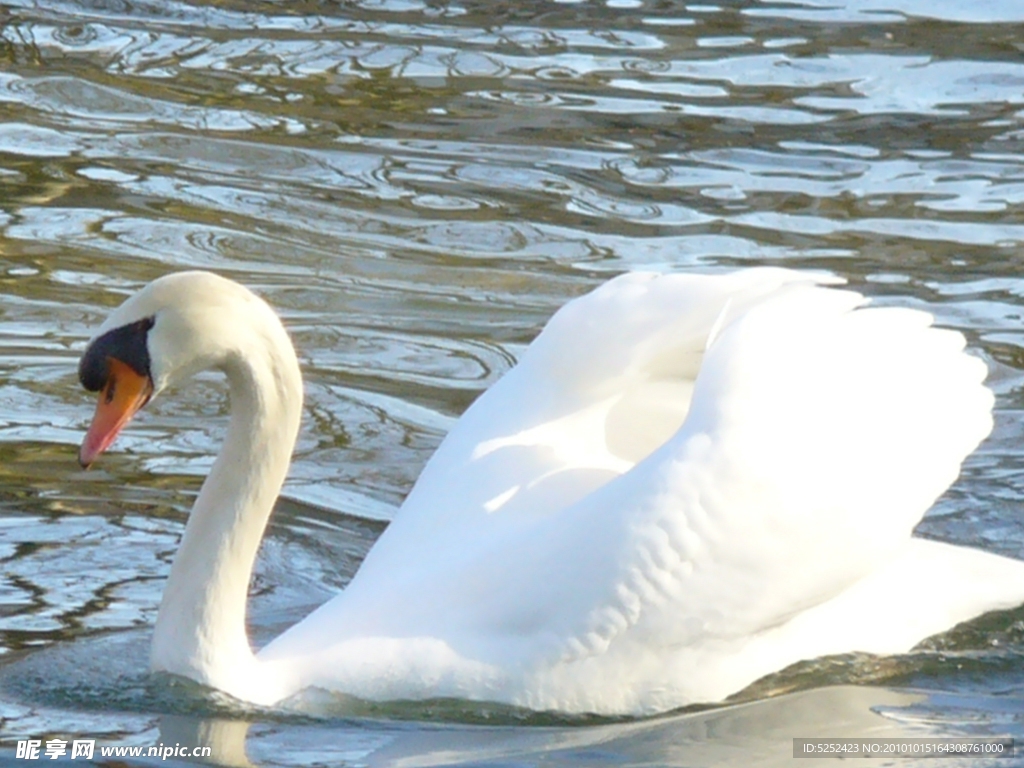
1;0;1024;764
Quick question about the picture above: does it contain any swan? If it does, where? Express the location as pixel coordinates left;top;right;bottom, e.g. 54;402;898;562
77;268;1024;715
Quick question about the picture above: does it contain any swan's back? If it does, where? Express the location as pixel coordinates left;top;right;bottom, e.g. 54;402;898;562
262;268;1024;714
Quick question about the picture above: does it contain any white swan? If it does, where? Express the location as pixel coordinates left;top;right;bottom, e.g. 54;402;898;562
77;268;1024;715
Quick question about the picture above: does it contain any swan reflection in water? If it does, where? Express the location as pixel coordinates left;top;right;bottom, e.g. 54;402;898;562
154;685;946;768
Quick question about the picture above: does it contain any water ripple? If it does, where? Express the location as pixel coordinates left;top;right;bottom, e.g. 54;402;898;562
3;0;1024;762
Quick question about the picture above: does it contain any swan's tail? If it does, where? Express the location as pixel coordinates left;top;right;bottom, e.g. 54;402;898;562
776;537;1024;657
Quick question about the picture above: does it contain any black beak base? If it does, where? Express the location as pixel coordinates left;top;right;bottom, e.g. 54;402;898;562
79;316;155;392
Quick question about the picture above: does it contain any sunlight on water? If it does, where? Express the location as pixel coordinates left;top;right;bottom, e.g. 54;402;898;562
2;0;1024;765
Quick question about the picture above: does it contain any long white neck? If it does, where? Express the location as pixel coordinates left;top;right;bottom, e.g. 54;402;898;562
150;309;302;703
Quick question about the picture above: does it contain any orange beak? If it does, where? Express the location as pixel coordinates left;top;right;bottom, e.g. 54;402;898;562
79;358;154;468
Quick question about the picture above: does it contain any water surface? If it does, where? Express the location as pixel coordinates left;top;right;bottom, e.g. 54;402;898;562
2;0;1024;765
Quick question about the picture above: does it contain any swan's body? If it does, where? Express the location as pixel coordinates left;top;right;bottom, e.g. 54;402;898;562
78;268;1024;715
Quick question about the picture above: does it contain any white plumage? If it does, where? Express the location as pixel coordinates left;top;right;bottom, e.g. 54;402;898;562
79;267;1024;714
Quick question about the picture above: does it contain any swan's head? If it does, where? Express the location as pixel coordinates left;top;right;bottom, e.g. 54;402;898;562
77;271;279;468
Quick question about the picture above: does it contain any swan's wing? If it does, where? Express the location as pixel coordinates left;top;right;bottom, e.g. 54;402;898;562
372;269;842;549
347;279;990;652
447;280;994;664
